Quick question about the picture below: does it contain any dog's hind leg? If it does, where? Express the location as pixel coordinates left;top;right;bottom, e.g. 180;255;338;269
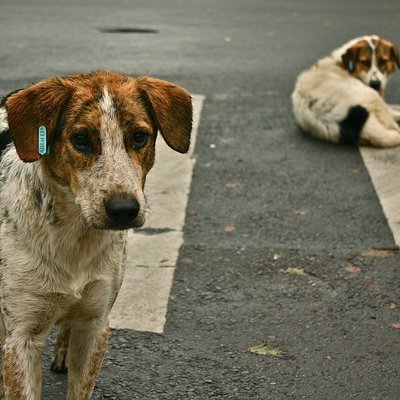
361;114;400;147
51;322;70;373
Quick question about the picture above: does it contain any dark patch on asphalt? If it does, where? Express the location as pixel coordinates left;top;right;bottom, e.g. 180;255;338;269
97;27;159;34
136;227;175;235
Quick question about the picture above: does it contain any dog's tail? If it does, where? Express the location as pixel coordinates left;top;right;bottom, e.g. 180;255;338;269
292;80;370;144
339;105;369;145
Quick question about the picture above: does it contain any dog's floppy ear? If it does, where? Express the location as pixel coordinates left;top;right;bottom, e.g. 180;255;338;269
4;78;71;162
137;77;192;153
389;44;400;69
342;46;359;73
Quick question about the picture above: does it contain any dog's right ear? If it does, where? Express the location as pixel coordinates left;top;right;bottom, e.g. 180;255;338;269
4;78;71;162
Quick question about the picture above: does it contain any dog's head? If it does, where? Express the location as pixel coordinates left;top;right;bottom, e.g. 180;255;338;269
339;35;400;93
1;71;192;230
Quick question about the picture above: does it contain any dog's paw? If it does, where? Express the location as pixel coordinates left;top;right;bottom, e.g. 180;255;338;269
50;349;68;374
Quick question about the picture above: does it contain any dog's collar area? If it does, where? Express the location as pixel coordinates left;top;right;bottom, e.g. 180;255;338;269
38;125;50;156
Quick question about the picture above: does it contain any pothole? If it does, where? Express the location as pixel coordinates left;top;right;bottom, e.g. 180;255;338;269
97;27;159;34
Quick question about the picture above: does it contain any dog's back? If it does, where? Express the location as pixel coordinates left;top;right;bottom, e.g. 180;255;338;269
292;59;372;144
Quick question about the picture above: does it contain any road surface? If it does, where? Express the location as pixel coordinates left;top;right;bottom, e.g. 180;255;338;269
0;0;399;399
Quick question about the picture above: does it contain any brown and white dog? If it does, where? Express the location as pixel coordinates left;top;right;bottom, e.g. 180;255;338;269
291;35;400;147
0;70;192;399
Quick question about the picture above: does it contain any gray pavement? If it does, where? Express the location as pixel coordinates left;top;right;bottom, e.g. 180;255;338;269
1;0;400;399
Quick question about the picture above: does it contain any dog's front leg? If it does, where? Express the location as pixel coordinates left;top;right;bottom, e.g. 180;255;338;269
2;334;45;400
66;318;109;400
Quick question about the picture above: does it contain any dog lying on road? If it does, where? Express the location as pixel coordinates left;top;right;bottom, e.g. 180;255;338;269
0;70;192;399
292;35;400;147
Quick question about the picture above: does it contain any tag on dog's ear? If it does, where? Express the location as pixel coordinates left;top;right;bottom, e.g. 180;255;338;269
38;125;50;156
348;60;354;72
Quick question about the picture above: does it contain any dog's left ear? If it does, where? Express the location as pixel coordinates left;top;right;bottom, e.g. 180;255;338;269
137;77;192;153
4;78;72;162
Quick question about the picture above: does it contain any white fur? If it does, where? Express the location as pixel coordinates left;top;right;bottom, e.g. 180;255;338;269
0;107;8;132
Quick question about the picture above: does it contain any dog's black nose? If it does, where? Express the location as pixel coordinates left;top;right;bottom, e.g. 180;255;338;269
369;80;381;91
105;197;140;227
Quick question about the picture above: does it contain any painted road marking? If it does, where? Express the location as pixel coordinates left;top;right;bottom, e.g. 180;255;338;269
110;94;205;333
360;146;400;246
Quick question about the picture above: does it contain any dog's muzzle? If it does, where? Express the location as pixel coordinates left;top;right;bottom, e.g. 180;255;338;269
369;80;382;92
105;196;140;228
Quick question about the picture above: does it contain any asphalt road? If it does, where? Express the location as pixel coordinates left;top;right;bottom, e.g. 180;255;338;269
1;0;400;399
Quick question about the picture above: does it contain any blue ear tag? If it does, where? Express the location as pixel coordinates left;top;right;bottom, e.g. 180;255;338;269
38;125;50;156
348;60;354;72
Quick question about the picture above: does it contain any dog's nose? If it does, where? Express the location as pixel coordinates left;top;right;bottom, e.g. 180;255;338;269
105;197;140;227
369;80;381;91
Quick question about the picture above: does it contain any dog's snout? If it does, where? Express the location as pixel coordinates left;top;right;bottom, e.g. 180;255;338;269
369;80;382;91
105;197;140;227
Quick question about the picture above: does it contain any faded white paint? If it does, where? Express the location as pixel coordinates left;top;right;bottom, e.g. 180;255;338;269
360;145;400;246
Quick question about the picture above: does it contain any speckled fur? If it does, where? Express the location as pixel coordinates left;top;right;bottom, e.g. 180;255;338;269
0;70;192;399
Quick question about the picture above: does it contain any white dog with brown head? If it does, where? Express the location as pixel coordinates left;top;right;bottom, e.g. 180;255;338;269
292;35;400;146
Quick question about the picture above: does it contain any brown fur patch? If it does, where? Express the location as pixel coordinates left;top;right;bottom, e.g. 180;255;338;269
342;37;399;77
3;348;24;400
40;72;166;198
5;78;72;162
342;40;372;74
79;328;109;400
136;76;193;153
376;38;400;75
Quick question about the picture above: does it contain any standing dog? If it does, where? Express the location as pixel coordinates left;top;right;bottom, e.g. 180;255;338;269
291;35;400;147
0;70;192;399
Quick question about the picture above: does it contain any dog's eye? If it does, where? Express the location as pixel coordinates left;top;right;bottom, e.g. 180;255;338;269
71;133;92;153
132;130;149;149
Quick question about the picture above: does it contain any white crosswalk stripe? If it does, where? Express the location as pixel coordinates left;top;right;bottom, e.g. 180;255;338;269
360;146;400;247
110;94;205;333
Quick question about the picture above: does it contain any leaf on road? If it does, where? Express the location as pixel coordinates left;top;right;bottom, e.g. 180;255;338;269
345;264;361;280
225;182;240;189
361;248;399;257
224;225;237;232
389;303;397;310
292;210;307;216
283;267;307;276
390;322;400;329
248;341;285;357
